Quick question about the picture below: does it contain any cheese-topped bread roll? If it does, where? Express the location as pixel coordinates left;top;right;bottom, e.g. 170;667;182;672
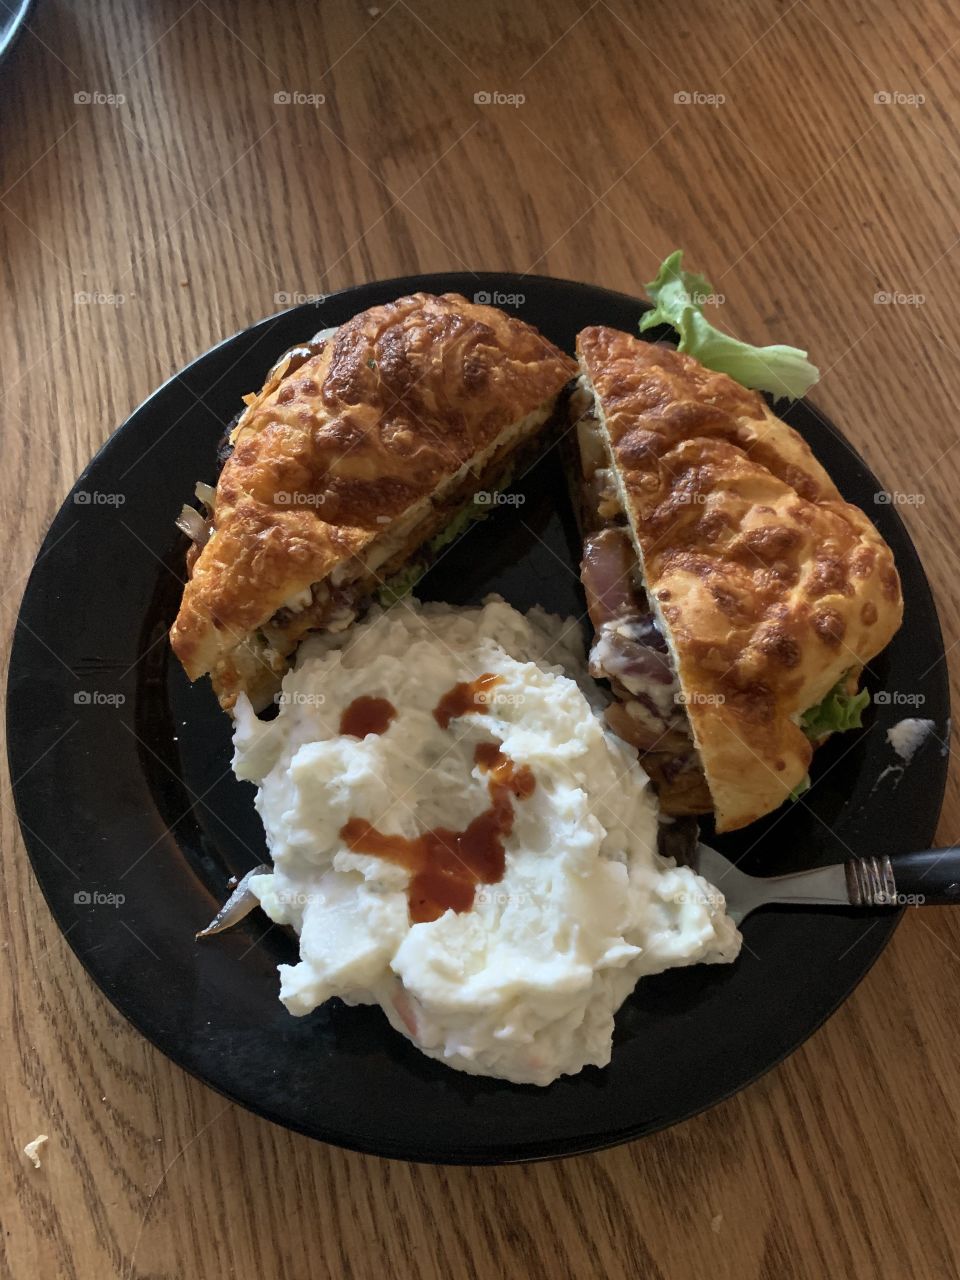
171;293;575;709
574;325;902;832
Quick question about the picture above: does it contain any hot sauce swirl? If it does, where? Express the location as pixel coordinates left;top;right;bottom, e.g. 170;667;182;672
472;742;536;799
339;741;536;924
432;673;502;729
339;695;396;738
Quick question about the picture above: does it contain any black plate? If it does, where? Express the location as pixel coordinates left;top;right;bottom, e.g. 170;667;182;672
7;273;950;1164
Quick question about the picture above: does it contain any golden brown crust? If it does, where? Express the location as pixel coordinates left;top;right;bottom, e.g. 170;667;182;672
576;326;903;832
170;293;575;696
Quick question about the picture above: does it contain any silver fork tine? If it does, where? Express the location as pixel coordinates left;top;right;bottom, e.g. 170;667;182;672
846;856;897;906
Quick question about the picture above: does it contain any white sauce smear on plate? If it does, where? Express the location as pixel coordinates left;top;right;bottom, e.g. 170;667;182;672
886;717;935;764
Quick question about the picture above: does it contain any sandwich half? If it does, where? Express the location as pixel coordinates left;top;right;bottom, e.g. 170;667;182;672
572;325;903;833
170;292;575;709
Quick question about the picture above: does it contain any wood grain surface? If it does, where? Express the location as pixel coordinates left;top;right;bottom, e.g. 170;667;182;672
2;2;959;1277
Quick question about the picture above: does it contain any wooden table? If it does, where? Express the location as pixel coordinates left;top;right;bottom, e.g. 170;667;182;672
3;2;959;1276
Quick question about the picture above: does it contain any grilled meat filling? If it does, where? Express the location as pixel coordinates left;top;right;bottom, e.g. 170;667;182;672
574;392;712;815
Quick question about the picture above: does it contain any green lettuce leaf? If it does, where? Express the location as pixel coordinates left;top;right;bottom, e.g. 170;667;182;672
639;250;820;400
789;774;811;802
375;481;512;607
428;498;491;554
377;561;427;607
788;679;868;802
800;681;870;740
429;461;515;553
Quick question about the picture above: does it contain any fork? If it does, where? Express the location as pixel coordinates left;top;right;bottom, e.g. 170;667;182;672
693;843;960;926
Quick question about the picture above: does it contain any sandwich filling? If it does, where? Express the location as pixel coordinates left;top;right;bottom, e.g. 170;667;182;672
572;377;713;815
259;400;550;653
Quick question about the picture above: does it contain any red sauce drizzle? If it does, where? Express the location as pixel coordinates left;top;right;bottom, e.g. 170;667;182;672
339;695;396;738
432;673;502;729
339;742;536;923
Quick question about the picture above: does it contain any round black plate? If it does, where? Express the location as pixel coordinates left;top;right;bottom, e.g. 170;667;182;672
8;273;950;1164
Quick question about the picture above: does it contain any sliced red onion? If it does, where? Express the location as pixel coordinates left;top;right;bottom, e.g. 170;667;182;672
590;624;676;694
581;527;640;628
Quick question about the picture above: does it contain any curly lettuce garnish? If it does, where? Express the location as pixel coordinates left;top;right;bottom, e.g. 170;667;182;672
639;250;820;401
800;681;870;740
788;679;869;801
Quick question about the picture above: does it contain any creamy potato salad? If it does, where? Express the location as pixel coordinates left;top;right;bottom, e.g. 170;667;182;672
233;598;740;1086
